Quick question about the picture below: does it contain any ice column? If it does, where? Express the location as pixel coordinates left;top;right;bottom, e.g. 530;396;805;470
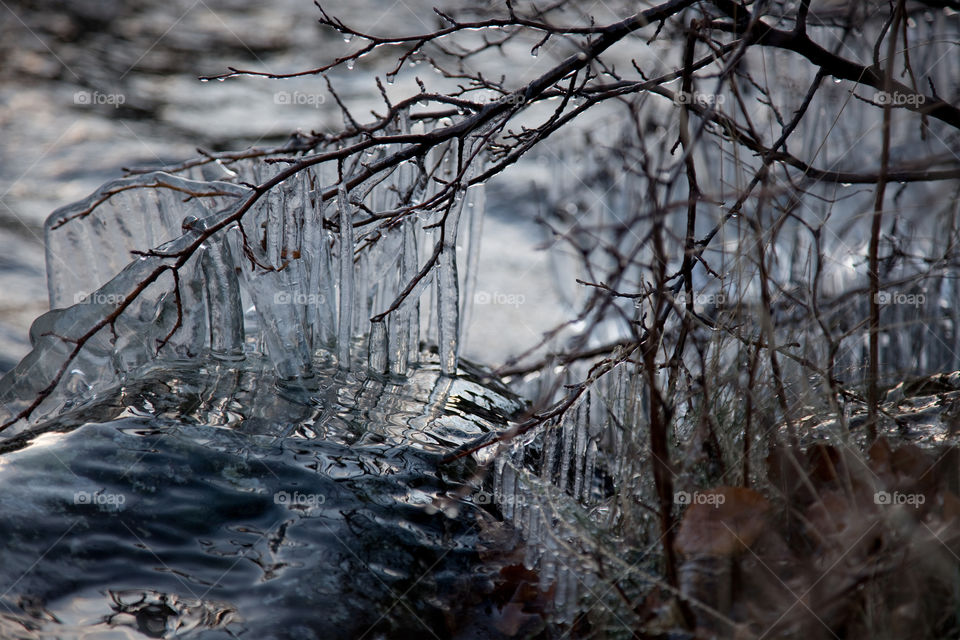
337;184;355;369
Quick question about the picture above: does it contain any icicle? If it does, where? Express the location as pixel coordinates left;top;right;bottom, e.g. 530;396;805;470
281;178;307;334
233;176;313;381
561;569;579;622
387;217;419;375
523;504;540;569
407;282;421;366
200;225;244;360
265;189;283;267
541;421;558;485
540;549;556;593
559;418;573;494
386;308;407;376
421;225;438;350
437;184;471;375
583;440;597;505
554;564;569;613
494;456;506;509
458;182;485;337
582;391;598;504
337;184;354;369
354;252;371;338
500;462;516;522
572;401;587;499
367;318;387;373
512;491;526;532
436;249;459;374
132;214;207;364
305;169;337;350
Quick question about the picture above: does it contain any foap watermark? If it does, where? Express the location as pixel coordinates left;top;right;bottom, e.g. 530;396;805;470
273;292;326;306
466;491;528;507
274;490;326;507
874;91;925;107
874;490;925;508
74;91;125;108
74;490;126;510
75;291;126;305
874;291;925;307
474;291;525;307
675;490;726;507
670;291;726;308
489;92;526;106
274;91;326;108
635;291;726;309
674;91;725;107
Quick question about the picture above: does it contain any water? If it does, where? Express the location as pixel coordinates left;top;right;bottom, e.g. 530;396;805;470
0;3;575;635
6;3;959;637
0;352;526;639
0;140;581;636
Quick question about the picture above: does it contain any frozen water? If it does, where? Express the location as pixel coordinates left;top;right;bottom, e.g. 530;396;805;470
0;121;487;431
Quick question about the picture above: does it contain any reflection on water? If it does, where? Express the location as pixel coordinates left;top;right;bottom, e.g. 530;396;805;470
0;352;529;639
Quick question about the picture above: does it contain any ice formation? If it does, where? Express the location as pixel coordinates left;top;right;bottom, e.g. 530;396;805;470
486;359;656;623
0;122;486;430
479;30;960;623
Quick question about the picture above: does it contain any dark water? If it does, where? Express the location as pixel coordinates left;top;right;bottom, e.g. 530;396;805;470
0;354;528;639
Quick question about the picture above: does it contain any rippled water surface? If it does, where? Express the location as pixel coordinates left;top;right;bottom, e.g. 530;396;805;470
0;354;527;639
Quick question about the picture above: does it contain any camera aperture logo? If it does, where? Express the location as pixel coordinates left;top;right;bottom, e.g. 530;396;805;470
274;490;326;508
74;490;126;511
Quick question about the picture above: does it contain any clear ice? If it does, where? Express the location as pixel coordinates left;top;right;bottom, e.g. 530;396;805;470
0;121;487;430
